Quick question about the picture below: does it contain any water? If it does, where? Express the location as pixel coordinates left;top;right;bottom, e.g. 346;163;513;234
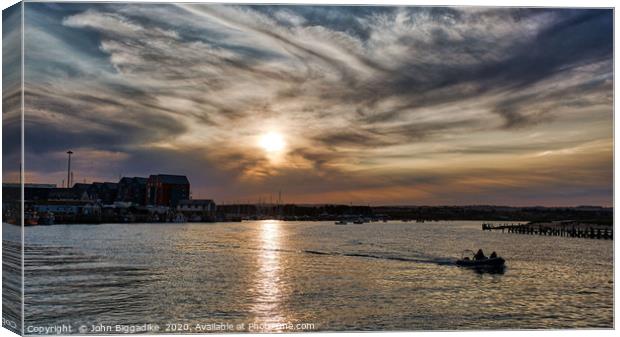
3;220;613;332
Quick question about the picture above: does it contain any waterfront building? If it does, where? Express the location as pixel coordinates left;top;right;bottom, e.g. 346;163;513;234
117;177;148;205
71;183;94;200
146;174;190;207
33;200;101;215
65;182;118;204
48;187;82;201
177;199;216;221
3;183;57;202
89;182;119;204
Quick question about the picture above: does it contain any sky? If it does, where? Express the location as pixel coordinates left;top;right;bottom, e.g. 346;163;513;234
4;3;613;206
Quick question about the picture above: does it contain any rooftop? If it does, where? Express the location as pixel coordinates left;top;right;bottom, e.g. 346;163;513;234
119;177;148;184
149;174;190;185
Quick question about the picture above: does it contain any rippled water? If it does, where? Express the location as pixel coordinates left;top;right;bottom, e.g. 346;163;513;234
3;220;614;332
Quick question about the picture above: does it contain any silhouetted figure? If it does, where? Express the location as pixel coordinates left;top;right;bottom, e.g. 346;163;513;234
474;249;486;260
490;251;497;259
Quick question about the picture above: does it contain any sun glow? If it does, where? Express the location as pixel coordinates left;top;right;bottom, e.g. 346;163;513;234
259;132;286;153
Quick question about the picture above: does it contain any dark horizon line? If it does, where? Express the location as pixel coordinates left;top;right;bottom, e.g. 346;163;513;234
216;202;613;209
4;182;612;209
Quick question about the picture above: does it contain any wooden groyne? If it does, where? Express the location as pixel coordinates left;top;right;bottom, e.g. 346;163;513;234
482;221;613;240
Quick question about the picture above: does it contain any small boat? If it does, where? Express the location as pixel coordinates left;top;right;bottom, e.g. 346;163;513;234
456;250;505;270
335;220;348;225
352;219;364;224
24;212;38;226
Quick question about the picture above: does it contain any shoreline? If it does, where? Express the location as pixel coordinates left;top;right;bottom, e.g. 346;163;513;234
5;218;613;227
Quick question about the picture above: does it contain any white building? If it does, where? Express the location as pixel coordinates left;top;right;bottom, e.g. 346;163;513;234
177;199;216;213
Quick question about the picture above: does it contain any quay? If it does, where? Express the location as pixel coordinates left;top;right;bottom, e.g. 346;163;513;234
482;221;613;240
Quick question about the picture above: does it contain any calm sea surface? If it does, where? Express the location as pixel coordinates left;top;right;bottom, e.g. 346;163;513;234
3;220;614;332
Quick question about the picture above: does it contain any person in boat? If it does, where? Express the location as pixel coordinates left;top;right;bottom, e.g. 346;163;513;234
473;249;486;260
489;251;498;259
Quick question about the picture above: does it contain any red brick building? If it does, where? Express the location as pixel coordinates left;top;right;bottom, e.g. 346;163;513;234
146;174;190;207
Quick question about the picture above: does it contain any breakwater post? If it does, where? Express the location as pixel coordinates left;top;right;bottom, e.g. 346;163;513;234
482;221;613;240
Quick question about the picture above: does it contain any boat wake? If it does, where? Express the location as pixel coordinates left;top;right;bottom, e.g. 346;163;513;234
303;249;455;266
240;244;455;266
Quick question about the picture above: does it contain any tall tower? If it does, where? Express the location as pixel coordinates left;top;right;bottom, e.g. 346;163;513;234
66;150;73;188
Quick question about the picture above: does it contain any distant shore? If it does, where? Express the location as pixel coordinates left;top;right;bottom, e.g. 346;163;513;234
5;217;613;228
4;204;612;227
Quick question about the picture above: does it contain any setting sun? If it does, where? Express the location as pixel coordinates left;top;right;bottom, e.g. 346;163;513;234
259;132;286;153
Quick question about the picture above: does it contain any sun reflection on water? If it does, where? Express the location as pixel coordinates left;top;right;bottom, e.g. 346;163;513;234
251;220;285;331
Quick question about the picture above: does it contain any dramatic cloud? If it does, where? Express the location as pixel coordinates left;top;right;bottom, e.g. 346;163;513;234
2;4;22;183
16;3;613;206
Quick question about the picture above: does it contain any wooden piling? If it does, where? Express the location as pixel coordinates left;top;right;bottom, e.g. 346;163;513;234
481;221;612;240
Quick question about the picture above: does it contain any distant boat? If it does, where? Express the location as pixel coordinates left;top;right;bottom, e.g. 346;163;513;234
335;220;348;225
353;219;364;224
456;250;505;271
456;257;505;270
